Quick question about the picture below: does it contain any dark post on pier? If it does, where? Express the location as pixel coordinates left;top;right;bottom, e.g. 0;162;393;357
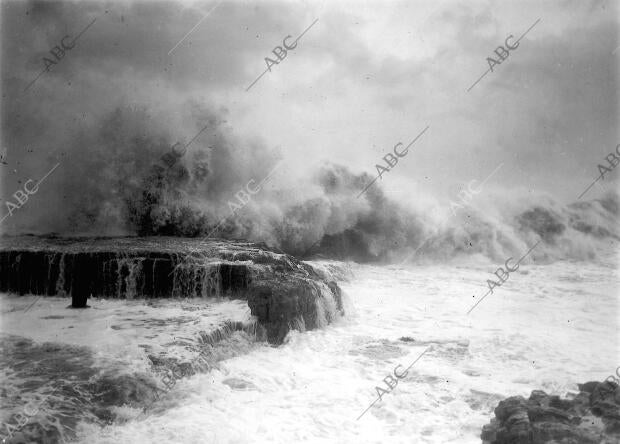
71;292;88;308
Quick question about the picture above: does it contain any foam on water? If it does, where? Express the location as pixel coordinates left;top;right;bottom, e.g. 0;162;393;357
0;296;258;443
0;297;252;369
59;252;619;443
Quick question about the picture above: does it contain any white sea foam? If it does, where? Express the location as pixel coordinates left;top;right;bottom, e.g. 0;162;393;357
62;252;620;443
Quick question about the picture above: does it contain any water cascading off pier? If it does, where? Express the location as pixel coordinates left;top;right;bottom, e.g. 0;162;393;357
0;235;345;343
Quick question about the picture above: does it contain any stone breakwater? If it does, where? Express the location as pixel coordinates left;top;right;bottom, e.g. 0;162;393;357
0;235;344;343
481;380;620;443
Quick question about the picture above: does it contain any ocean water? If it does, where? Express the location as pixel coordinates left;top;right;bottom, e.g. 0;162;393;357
1;253;618;443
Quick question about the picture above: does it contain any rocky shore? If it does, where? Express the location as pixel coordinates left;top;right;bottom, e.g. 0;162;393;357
0;235;345;344
481;379;620;443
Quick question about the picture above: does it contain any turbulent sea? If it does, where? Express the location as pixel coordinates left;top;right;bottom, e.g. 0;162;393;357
1;249;618;443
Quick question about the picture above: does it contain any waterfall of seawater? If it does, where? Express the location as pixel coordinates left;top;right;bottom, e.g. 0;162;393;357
54;253;66;296
315;281;341;327
116;256;145;300
0;247;251;300
172;262;226;298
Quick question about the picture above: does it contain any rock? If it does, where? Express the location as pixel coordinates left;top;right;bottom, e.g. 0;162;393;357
0;235;345;344
481;380;620;443
248;274;342;343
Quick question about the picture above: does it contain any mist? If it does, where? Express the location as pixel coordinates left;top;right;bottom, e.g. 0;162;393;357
1;0;618;263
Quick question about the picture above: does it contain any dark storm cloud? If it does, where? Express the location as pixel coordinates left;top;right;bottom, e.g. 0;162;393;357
3;0;320;94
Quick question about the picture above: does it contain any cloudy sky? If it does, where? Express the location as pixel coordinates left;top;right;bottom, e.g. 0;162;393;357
1;0;618;232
